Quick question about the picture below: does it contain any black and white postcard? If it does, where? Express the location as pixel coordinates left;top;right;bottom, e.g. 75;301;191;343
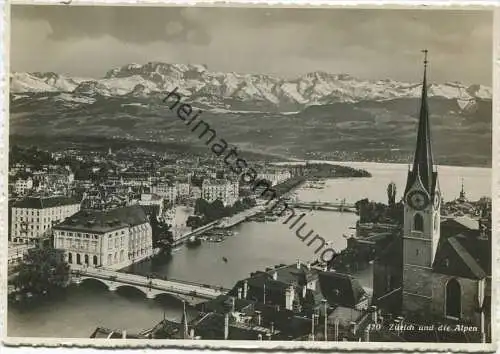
3;4;497;351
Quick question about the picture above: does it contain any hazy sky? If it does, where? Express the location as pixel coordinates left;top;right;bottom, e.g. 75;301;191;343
11;6;493;85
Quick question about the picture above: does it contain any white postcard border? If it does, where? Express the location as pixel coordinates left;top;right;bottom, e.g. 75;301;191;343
1;1;498;352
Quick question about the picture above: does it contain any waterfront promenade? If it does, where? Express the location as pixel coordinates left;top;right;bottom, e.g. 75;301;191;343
71;266;230;305
172;220;220;246
219;205;266;228
173;204;267;246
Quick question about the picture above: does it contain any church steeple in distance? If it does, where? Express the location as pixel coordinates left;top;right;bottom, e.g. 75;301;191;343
405;49;437;196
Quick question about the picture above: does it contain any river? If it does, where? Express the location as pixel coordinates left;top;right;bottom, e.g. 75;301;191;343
7;162;491;338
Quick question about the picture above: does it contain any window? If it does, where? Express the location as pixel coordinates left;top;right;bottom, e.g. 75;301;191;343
446;278;461;319
414;214;424;232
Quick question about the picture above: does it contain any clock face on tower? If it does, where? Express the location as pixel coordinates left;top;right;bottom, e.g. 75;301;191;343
407;190;430;210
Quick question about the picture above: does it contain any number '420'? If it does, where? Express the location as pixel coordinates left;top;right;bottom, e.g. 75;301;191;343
367;323;382;331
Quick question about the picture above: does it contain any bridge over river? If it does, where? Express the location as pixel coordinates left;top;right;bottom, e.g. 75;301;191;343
71;267;230;305
290;200;357;213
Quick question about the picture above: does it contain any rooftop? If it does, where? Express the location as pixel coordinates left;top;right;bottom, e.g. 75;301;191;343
433;233;491;279
453;216;479;230
13;196;80;209
318;271;367;308
54;205;149;234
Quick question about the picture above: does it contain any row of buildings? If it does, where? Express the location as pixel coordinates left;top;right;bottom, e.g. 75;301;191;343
10;166;75;196
10;195;154;270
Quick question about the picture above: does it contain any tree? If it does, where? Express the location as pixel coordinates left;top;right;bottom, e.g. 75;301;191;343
194;198;210;216
11;248;70;296
242;197;256;208
207;199;225;221
186;215;204;229
233;200;244;213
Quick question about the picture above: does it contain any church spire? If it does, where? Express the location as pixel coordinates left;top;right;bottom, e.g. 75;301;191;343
411;49;435;194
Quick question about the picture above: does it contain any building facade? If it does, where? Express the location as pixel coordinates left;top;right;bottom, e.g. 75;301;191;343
14;177;33;196
257;170;291;186
11;196;81;244
53;205;153;270
202;179;239;206
151;183;177;204
176;182;191;199
137;193;164;219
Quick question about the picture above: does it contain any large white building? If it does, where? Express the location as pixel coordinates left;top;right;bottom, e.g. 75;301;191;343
53;205;153;270
176;182;191;199
14;177;33;196
201;179;239;206
257;169;291;186
11;196;81;245
151;183;177;204
137;193;164;220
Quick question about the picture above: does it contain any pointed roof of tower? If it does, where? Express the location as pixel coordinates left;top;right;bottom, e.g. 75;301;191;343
405;50;437;196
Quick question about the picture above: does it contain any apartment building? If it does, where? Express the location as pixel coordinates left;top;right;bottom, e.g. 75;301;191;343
151;183;177;204
201;179;239;206
53;205;153;270
14;177;34;196
11;196;81;245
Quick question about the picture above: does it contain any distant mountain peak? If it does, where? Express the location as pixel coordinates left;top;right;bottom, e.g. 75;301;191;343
11;62;492;110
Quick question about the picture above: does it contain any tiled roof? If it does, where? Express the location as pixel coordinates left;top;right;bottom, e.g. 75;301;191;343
453;216;479;230
433;234;489;279
192;312;273;340
198;295;255;314
53;205;149;234
318;271;367;308
13;196;80;209
267;263;319;286
440;218;480;239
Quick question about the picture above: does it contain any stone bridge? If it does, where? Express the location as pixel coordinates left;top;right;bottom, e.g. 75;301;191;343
291;200;357;212
71;267;230;305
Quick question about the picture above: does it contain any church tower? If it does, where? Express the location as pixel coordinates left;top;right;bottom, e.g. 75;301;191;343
402;50;441;316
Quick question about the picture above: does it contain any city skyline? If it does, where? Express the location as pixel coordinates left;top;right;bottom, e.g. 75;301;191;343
12;6;492;85
6;4;494;347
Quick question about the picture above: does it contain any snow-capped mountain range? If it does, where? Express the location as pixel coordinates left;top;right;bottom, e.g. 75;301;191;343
10;62;492;111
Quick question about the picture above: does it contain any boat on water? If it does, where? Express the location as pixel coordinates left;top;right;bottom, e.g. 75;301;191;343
207;236;223;243
208;229;234;237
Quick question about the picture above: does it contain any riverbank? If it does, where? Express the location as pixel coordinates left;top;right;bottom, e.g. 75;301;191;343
7;163;491;338
277;162;371;179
